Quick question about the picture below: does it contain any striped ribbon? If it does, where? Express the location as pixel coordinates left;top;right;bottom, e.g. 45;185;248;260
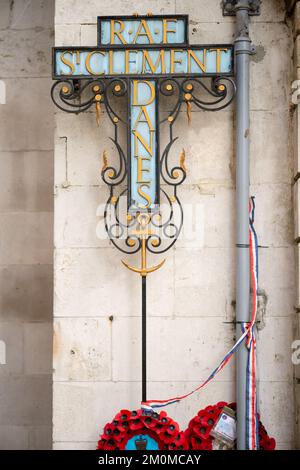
141;197;259;450
243;196;259;450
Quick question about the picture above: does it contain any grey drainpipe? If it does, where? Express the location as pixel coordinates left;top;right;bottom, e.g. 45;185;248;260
223;0;260;449
235;0;254;450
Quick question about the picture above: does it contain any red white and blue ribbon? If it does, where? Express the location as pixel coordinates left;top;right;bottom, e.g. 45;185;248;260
141;197;259;450
243;196;259;450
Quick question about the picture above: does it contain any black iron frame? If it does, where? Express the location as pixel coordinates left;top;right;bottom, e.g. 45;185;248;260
97;14;189;48
51;74;236;258
52;44;234;80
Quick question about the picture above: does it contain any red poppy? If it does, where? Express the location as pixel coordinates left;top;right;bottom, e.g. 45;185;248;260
192;423;211;440
97;403;275;451
186;401;276;451
115;409;132;421
97;408;183;450
129;418;144;431
141;415;157;429
174;431;188;448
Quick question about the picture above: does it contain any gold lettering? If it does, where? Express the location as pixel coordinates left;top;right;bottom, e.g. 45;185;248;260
133;19;154;44
208;48;228;73
85;51;105;75
60;51;75;75
163;19;177;44
133;106;154;132
135;156;151;183
137;184;151;209
110;20;126;45
142;50;165;74
125;50;138;74
132;80;155;106
188;49;206;73
170;49;183;74
109;50;117;75
133;130;154;157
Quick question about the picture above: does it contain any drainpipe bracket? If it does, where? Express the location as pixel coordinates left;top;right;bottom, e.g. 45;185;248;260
235;38;255;55
222;0;261;16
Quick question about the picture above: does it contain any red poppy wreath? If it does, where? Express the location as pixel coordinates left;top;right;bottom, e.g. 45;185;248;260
97;402;276;451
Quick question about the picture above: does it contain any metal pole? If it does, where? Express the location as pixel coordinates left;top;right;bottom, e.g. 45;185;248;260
142;275;147;402
235;0;252;450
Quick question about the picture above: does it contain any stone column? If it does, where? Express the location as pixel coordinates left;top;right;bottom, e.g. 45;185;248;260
0;0;54;449
290;0;300;450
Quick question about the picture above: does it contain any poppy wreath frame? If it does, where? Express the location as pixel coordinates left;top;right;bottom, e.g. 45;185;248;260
97;402;276;451
97;409;188;450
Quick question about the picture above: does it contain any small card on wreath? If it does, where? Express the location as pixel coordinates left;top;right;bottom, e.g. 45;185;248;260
210;406;236;449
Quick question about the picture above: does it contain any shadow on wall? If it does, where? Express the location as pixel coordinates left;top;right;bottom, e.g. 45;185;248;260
0;0;55;450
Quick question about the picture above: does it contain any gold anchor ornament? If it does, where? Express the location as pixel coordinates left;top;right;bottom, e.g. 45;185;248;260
122;213;166;277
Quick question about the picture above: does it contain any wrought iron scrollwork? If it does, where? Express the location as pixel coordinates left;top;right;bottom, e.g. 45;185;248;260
51;75;236;265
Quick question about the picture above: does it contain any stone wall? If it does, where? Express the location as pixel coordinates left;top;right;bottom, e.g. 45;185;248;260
288;0;300;450
53;0;296;449
0;0;54;449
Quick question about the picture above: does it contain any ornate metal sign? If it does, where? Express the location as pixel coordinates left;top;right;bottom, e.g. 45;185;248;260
51;14;235;404
52;14;234;271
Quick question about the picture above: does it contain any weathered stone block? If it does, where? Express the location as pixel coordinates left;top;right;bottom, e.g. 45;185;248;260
294;2;300;35
250;111;292;184
178;0;285;24
293;106;300;176
0;29;53;78
55;24;80;46
174;246;235;319
251;23;291;112
257;317;293;381
0;376;52;425
0;212;53;265
0;151;53;212
0;322;23;375
0;264;53;322
80;24;97;46
54;248;174;317
24;323;52;375
175;184;234;250
250;183;293;247
187;21;235;44
53;318;111;381
259;247;295;317
0;0;11;29
0;78;54;152
295;35;300;70
55;112;126;186
54;186;107;249
259;381;294;444
294;179;300;240
11;0;54;30
54;133;67;187
0;425;29;450
112;316;235;382
167;110;234;186
55;0;176;24
28;425;52;450
296;244;300;308
296;382;300;448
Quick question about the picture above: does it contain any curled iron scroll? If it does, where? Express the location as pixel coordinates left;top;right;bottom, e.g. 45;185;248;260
51;76;236;258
